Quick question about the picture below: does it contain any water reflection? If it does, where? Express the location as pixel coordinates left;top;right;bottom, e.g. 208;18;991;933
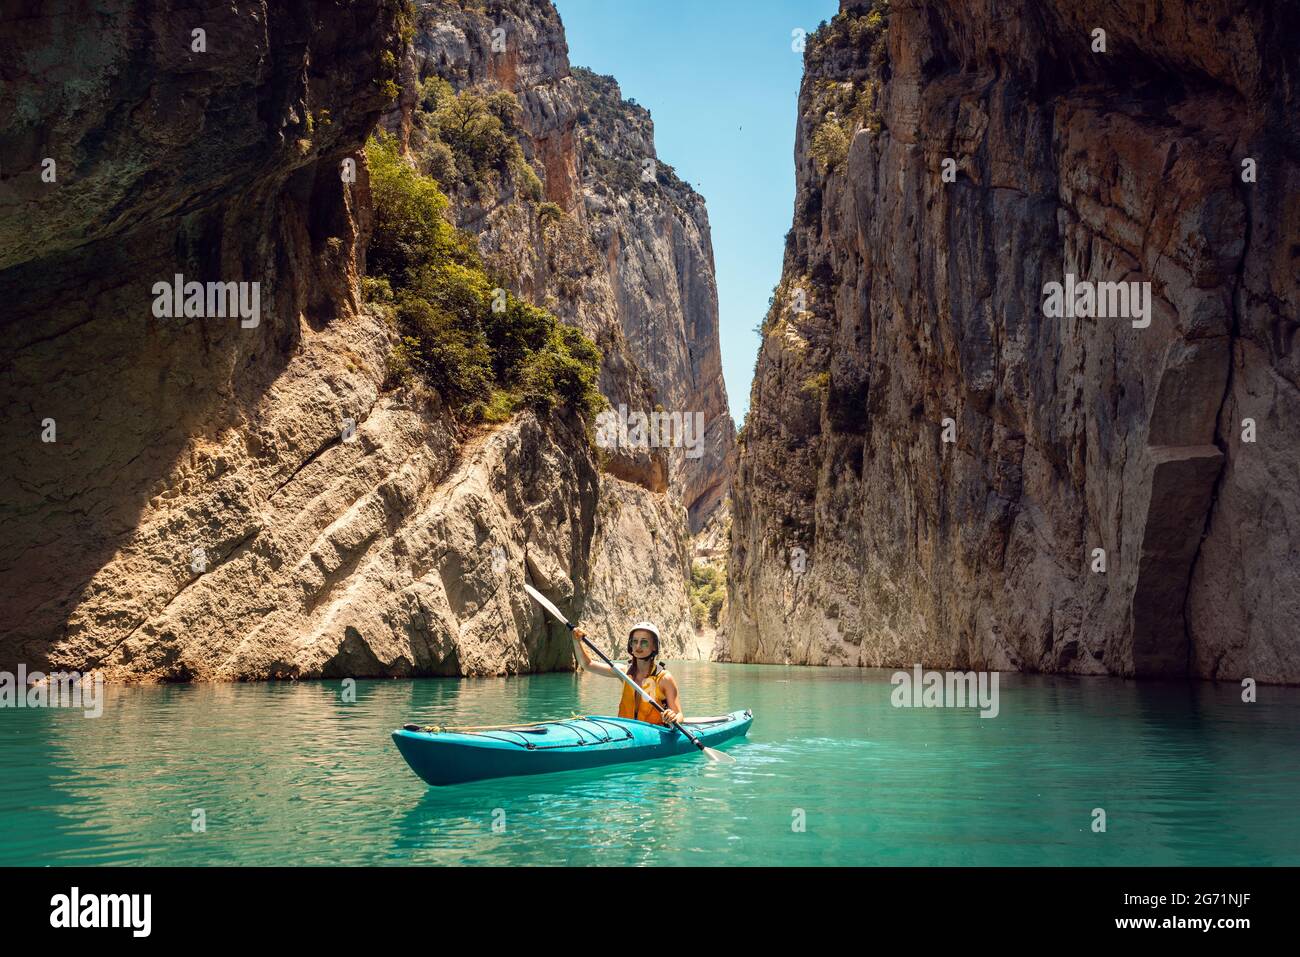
0;664;1295;865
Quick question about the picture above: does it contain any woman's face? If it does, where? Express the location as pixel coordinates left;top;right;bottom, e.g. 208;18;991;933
629;630;657;659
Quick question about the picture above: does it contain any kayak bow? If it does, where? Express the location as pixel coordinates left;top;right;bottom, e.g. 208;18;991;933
392;709;753;786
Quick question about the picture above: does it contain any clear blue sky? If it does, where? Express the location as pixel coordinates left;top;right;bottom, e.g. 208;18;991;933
553;0;838;426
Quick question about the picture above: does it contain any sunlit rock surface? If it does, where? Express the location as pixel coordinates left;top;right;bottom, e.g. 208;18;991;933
0;0;730;677
728;0;1299;682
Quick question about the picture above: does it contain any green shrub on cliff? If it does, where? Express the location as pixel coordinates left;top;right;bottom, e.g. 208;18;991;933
537;201;564;227
366;133;603;420
810;119;851;173
393;297;493;403
518;325;603;415
689;562;725;629
805;0;890;166
418;76;454;114
482;295;553;382
367;132;465;280
435;91;514;173
852;82;883;134
411;86;544;201
802;371;831;397
583;150;641;194
808;0;890;67
517;161;545;201
389;0;417;44
424;140;459;184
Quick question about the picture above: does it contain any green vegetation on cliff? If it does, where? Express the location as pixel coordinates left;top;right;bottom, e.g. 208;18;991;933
689;561;725;629
411;79;543;201
366;133;603;421
807;1;890;173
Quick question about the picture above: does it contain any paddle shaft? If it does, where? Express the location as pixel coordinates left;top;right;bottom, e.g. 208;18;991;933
571;626;710;753
521;583;710;753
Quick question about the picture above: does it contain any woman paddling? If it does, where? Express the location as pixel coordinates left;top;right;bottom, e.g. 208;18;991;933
571;621;682;726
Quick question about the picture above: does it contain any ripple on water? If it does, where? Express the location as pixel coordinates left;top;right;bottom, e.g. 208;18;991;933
0;664;1297;865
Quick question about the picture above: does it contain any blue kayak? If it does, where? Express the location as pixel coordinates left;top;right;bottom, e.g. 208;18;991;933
392;709;753;786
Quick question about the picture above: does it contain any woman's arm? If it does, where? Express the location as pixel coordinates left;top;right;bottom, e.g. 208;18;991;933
660;672;682;724
571;628;618;679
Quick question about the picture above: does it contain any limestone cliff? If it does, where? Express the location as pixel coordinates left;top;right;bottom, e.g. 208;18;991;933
385;0;734;657
0;0;410;678
729;0;1299;682
0;0;729;678
573;67;737;532
389;2;735;532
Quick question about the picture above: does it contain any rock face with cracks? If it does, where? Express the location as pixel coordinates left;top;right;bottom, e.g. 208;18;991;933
0;0;726;678
388;2;735;533
383;0;734;657
728;0;1300;682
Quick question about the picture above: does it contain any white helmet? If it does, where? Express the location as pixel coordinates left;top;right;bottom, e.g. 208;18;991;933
626;621;661;654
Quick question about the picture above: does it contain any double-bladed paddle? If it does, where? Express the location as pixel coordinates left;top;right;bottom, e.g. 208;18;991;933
524;582;735;764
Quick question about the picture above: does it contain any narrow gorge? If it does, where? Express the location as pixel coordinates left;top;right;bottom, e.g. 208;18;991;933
3;0;1299;879
3;0;1295;688
0;0;733;679
728;0;1299;683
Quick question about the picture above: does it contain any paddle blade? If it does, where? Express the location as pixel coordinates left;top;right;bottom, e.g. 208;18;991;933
524;583;573;629
701;746;736;764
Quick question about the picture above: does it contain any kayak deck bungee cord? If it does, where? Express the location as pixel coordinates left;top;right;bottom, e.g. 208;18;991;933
392;709;753;786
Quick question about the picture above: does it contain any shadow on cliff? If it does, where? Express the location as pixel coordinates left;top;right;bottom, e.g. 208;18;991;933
0;0;403;671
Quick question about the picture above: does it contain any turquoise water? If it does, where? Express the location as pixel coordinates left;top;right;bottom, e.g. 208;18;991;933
1;663;1297;866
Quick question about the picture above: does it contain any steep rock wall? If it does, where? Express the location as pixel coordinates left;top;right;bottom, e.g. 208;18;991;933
386;0;733;656
389;2;735;531
573;68;737;531
729;0;1299;682
0;0;715;677
0;0;410;676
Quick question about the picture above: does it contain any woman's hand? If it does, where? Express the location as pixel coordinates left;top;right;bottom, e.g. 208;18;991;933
570;628;590;668
571;627;619;677
661;708;681;725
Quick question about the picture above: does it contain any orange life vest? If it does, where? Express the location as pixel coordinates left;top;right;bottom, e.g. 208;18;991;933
618;663;670;724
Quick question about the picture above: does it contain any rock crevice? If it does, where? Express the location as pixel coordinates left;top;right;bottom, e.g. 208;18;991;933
0;0;731;678
727;0;1299;682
